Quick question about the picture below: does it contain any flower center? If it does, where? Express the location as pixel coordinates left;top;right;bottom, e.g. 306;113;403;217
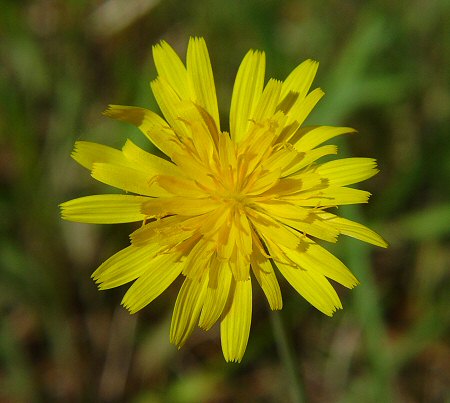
222;191;246;205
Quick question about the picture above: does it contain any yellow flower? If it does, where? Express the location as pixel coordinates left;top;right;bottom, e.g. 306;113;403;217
61;37;387;362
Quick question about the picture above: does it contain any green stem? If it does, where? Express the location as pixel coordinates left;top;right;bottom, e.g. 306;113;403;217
270;310;305;403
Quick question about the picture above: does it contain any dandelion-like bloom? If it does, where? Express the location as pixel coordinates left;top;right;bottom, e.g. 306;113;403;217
61;37;387;362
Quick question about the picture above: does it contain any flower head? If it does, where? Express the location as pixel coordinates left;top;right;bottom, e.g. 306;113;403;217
61;37;387;362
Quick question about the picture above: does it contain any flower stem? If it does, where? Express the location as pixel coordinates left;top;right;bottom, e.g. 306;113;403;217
270;310;305;403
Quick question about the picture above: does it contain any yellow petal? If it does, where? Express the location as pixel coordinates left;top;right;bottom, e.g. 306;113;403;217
280;59;319;104
255;200;309;220
276;262;342;316
103;105;179;157
197;205;230;238
292;126;356;152
220;278;252;362
199;261;232;330
141;197;217;217
155;175;206;198
275;216;339;243
176;103;216;163
121;252;184;313
130;215;195;247
170;276;208;347
247;209;300;250
239;113;284;173
216;216;236;260
92;244;158;289
193;103;221;149
182;238;215;279
245;168;281;195
152;40;191;100
150;78;190;139
242;131;274;177
72;141;126;170
316;158;379;186
170;151;216;190
256;201;339;242
250;247;282;310
264;147;304;176
229;246;251;281
122;139;180;177
284;145;338;176
281;243;359;289
91;163;170;197
187;37;220;129
252;79;282;122
258;176;318;198
282;88;325;142
319;212;388;248
292;186;371;206
60;194;148;224
230;50;265;143
235;210;253;258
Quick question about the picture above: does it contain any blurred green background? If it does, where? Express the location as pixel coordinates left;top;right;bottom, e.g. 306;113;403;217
1;0;449;402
